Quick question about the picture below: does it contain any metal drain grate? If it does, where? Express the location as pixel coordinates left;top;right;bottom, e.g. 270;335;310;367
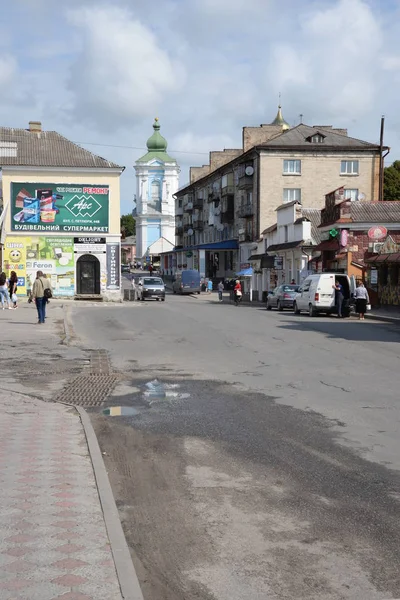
55;374;118;407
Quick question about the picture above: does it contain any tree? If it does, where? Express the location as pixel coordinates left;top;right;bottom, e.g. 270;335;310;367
384;160;400;200
120;214;136;238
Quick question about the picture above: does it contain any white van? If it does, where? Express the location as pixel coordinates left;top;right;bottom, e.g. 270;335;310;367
293;273;356;317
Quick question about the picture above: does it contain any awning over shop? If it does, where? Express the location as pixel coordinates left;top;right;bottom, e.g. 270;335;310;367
366;253;400;264
314;240;340;251
236;267;253;277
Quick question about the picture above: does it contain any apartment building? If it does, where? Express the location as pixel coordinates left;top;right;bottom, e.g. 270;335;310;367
171;107;385;281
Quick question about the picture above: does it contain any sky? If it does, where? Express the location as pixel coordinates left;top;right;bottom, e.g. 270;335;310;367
1;0;400;214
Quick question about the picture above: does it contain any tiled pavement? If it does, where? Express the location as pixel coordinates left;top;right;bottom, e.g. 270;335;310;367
0;393;123;600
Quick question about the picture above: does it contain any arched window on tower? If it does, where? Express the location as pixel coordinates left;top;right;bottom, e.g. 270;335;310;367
150;180;161;212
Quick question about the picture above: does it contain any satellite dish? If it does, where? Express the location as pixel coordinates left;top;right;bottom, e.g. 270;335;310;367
357;192;366;201
187;228;194;236
245;166;254;176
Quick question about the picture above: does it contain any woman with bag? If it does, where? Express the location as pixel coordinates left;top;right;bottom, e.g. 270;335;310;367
234;279;242;306
32;271;52;324
0;272;12;310
8;271;19;309
354;281;370;321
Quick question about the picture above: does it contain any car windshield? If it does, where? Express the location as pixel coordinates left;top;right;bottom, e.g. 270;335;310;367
143;278;163;285
282;285;300;292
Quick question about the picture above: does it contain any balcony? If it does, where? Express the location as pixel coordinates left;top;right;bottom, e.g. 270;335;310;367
193;220;204;231
185;202;193;211
175;226;183;235
238;175;253;189
184;223;193;233
208;191;220;203
238;203;254;218
239;232;252;242
221;185;235;196
175;206;183;216
193;198;203;209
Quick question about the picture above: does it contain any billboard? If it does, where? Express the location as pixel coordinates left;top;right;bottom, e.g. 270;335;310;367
11;183;109;233
3;236;75;296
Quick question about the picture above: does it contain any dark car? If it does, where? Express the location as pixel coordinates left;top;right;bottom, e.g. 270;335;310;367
121;264;130;273
266;284;300;311
136;277;166;301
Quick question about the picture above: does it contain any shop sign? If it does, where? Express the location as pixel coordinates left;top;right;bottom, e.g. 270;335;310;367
106;243;120;290
340;229;348;247
274;256;283;270
186;251;193;258
11;183;109;233
74;237;107;253
368;225;387;240
4;236;75;296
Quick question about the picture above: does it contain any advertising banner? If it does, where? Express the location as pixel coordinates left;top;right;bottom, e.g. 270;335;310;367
3;236;75;296
11;183;109;233
106;243;120;290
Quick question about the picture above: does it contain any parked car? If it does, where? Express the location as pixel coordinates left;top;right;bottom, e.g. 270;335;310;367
172;270;201;294
121;264;130;273
293;273;356;317
136;277;166;301
266;284;300;311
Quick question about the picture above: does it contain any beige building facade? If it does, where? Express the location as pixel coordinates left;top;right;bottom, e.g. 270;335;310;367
0;121;124;300
171;108;385;282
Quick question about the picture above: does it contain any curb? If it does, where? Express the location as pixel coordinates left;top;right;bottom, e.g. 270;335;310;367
365;314;400;325
77;407;144;600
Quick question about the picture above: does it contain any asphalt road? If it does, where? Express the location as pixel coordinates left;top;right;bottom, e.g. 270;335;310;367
69;292;400;600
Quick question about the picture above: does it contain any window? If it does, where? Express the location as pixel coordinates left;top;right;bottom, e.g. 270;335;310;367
283;160;301;174
343;188;359;201
310;134;325;143
283;188;301;203
341;160;359;175
284;225;288;243
178;199;183;208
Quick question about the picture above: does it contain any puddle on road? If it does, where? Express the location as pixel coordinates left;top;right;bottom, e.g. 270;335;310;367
143;379;191;401
102;406;139;417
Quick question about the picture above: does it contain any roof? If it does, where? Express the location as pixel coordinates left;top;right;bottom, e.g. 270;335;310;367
262;224;277;235
314;240;341;251
302;208;322;245
259;124;382;150
121;236;136;245
136;118;176;164
267;240;303;252
0;126;123;169
275;200;301;211
350;201;400;222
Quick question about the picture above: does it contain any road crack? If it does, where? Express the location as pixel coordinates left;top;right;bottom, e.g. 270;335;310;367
320;380;351;393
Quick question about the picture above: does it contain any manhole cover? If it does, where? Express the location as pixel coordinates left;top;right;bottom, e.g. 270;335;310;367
55;374;118;407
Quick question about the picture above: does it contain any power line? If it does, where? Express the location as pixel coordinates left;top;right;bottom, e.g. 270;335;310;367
0;131;210;156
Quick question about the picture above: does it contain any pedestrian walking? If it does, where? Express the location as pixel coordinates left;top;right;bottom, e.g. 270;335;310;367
149;264;153;276
32;271;52;324
0;272;12;310
217;280;224;302
234;279;242;306
333;279;344;318
354;281;370;321
207;279;213;294
8;271;19;308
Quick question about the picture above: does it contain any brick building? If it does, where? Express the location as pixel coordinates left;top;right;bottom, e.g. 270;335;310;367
317;188;400;306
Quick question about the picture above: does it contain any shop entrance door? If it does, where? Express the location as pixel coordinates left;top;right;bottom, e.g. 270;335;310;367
77;254;100;295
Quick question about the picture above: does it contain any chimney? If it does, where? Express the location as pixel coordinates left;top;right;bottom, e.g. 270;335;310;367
29;121;42;133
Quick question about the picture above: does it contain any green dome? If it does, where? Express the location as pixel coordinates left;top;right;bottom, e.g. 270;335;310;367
146;118;168;152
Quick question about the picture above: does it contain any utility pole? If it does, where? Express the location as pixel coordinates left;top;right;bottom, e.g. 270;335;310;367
379;115;385;202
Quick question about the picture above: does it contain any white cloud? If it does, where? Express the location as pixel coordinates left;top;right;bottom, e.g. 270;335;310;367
66;6;185;127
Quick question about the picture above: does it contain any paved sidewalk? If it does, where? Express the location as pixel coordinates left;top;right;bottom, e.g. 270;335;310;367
0;393;123;600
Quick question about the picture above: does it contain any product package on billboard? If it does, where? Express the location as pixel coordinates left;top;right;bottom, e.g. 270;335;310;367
11;183;109;233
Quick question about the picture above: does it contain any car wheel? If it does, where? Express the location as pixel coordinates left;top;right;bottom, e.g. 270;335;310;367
266;301;272;311
309;303;316;317
293;302;300;315
173;289;176;294
197;291;200;295
161;298;165;302
141;296;145;301
277;300;283;311
156;298;160;301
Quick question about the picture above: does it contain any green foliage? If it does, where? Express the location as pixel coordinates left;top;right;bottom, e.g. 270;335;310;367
384;161;400;200
120;214;136;238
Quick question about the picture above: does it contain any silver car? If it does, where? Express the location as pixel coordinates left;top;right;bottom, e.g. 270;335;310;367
136;277;166;301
